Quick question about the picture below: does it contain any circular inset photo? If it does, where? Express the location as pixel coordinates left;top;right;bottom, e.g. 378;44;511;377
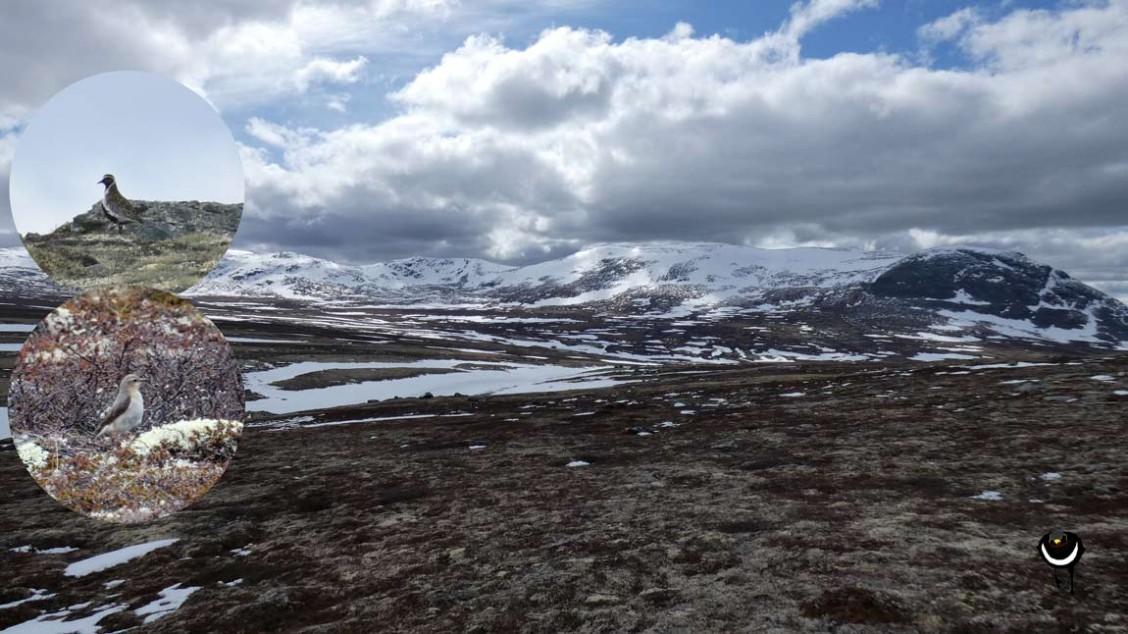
8;287;244;523
8;71;244;293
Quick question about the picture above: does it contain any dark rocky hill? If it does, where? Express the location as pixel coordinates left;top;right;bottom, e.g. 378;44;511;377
871;248;1128;344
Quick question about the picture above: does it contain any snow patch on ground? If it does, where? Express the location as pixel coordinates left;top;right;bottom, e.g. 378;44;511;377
245;359;632;414
9;545;78;555
0;588;55;610
1;602;126;634
64;539;179;578
940;308;1102;344
134;584;200;624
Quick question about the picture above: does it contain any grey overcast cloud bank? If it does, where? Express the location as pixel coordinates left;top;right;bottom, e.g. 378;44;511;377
0;0;1126;300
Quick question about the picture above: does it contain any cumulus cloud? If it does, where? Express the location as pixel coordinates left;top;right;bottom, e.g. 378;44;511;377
233;1;1128;276
783;0;881;41
958;1;1128;71
1;0;1126;300
917;7;982;43
293;56;368;93
0;0;583;113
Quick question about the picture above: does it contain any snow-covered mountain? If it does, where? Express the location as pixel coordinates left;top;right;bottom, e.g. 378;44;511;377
2;242;1126;348
187;242;902;305
0;248;68;299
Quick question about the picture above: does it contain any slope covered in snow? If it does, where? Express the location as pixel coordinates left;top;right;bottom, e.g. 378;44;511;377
187;243;902;305
2;242;1126;348
0;247;68;299
182;244;1128;347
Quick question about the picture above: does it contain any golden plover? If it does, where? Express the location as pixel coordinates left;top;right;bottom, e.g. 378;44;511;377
97;174;142;232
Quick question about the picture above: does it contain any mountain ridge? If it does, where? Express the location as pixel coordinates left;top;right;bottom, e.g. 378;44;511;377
1;242;1126;348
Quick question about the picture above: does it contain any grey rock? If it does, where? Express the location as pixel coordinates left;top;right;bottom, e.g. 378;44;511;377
67;199;242;241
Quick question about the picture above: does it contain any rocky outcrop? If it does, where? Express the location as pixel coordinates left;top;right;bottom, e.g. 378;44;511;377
49;200;242;243
16;201;242;293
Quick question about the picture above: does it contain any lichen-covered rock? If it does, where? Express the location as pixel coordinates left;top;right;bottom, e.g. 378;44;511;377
17;199;243;292
67;200;241;241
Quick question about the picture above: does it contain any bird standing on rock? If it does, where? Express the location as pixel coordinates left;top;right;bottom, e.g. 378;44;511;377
1039;530;1085;594
97;174;142;232
95;374;146;442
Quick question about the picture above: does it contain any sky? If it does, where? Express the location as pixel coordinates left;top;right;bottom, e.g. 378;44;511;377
9;72;244;235
0;0;1125;299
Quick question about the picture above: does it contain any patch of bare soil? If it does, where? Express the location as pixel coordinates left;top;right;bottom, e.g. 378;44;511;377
1;356;1127;633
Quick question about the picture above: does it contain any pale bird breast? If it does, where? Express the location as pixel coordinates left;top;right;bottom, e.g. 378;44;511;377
124;389;143;414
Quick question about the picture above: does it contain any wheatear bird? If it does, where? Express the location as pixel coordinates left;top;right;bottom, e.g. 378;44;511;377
1039;530;1085;594
97;174;142;232
95;374;145;442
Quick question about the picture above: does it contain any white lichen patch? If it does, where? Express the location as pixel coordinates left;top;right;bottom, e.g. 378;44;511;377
129;419;243;458
32;348;69;364
16;440;50;471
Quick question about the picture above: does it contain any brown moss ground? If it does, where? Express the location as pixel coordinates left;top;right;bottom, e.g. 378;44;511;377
1;357;1127;632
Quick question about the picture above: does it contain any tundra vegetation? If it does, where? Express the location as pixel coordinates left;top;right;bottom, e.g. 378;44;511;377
8;287;243;522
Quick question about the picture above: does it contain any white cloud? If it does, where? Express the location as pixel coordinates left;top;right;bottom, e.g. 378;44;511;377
0;0;592;113
0;0;1126;296
325;94;352;112
227;0;1128;286
972;1;1128;69
926;1;1128;71
917;7;982;43
293;56;368;92
783;0;881;41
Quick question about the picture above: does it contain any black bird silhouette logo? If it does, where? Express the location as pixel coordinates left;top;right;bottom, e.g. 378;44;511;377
1039;530;1085;594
